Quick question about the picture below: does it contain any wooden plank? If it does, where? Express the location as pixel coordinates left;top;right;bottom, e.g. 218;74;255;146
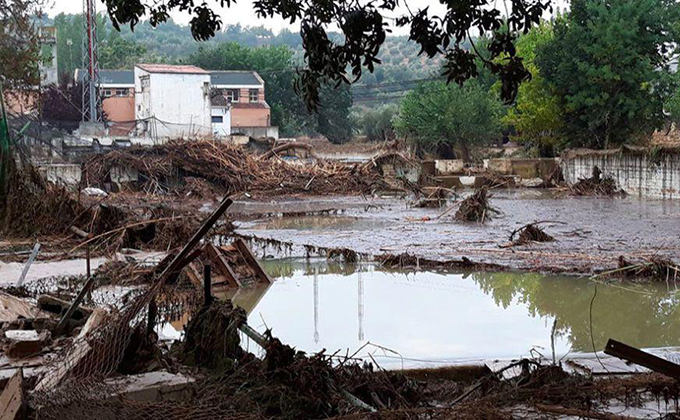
0;369;24;420
54;275;97;336
157;197;233;285
33;309;107;392
604;339;680;379
185;263;203;289
233;239;273;284
205;243;240;287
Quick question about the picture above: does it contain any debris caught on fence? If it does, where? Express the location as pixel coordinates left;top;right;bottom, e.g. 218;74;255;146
414;187;450;208
569;166;623;196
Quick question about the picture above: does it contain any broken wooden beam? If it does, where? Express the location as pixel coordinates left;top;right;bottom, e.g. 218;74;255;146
233;239;273;284
238;323;269;349
54;276;96;336
205;243;241;287
33;309;107;392
157;197;233;285
69;226;90;239
604;339;680;379
0;369;24;420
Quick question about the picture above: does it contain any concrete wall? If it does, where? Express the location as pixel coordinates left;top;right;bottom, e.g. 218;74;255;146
134;68;212;138
485;158;559;179
37;164;81;185
211;107;232;137
231;126;279;139
561;151;680;199
435;159;465;175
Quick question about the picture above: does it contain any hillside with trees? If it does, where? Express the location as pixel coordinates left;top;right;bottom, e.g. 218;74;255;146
51;14;442;87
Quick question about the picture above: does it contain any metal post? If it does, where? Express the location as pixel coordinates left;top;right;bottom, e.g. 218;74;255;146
147;299;157;339
204;263;212;306
86;244;91;279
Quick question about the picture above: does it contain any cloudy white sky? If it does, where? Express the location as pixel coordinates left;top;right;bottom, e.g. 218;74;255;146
50;0;569;35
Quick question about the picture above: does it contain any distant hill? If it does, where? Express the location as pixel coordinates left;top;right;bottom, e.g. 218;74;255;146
105;18;443;85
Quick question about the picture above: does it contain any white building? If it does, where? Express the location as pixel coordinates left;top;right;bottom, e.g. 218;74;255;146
134;64;212;139
210;93;232;137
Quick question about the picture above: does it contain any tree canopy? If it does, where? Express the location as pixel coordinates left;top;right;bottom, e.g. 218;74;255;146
191;42;353;143
536;0;680;148
501;22;562;155
0;0;46;91
102;0;550;109
394;80;504;160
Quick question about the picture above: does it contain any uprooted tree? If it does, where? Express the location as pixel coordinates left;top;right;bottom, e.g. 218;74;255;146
102;0;550;109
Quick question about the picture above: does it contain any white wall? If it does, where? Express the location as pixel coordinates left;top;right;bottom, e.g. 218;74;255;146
211;107;232;137
562;151;680;199
134;68;212;139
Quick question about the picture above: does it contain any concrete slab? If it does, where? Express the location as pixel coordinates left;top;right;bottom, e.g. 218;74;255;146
106;371;196;403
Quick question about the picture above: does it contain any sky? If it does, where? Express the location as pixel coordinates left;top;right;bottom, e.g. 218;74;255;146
49;0;569;36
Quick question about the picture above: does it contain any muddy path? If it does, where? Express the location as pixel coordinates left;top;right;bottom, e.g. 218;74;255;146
233;190;680;275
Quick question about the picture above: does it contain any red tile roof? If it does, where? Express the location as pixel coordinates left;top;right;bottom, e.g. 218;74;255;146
135;64;208;74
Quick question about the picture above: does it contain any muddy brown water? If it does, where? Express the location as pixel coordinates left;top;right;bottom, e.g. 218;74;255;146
233;190;680;274
162;258;680;369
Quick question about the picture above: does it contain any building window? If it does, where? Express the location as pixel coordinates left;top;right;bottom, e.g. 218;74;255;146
249;89;259;103
115;88;129;97
211;115;223;123
226;89;239;102
103;89;112;97
140;75;150;90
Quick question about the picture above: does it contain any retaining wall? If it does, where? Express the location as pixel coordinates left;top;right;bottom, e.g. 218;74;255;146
561;148;680;199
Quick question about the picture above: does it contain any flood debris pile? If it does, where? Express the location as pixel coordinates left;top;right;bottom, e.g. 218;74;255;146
83;140;390;197
507;222;556;247
0;161;233;255
413;187;451;208
377;252;502;271
0;162;85;238
599;256;680;281
177;300;246;369
570;166;623;196
455;187;499;223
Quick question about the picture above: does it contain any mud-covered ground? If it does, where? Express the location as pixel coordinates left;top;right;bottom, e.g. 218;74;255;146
233;189;680;275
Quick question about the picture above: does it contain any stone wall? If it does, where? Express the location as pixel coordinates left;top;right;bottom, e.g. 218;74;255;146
561;148;680;199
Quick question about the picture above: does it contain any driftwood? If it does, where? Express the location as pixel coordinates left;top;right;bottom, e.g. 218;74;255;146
260;142;315;160
455;187;499;223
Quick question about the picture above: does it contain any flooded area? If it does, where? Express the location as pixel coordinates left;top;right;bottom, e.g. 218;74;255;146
166;258;680;369
235;190;680;274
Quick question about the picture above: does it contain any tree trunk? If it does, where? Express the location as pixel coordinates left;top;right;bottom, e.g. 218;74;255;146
458;142;470;162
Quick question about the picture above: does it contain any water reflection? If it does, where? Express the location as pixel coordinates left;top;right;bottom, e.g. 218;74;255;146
246;259;680;367
472;272;680;352
166;258;680;368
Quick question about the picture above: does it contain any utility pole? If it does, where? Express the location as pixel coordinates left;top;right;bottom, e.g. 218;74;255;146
81;0;101;123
